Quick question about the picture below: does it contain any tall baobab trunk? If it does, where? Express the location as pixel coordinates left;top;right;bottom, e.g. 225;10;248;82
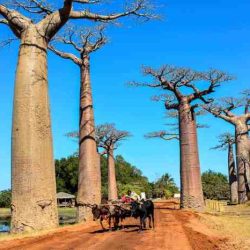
107;147;118;200
77;55;101;222
11;26;58;232
235;120;250;203
228;143;238;203
178;98;204;210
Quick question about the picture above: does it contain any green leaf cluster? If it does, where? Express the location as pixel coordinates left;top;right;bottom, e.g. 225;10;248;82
202;170;230;200
0;189;11;208
55;153;79;194
55;153;179;200
152;173;179;198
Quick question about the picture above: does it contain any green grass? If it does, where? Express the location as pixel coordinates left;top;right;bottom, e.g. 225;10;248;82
58;207;76;218
0;208;10;218
0;207;77;240
0;207;76;219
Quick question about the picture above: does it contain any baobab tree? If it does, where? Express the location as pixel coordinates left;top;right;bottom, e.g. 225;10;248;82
0;0;156;232
131;65;232;210
96;124;131;200
211;133;238;203
49;26;106;222
204;91;250;203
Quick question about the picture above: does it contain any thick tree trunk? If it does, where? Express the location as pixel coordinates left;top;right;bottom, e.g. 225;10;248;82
107;148;118;200
228;143;238;203
77;55;101;222
235;121;250;203
11;26;58;232
178;98;204;210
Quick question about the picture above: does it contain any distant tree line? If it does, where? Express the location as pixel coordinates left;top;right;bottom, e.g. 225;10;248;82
0;159;232;208
55;155;232;201
55;153;179;200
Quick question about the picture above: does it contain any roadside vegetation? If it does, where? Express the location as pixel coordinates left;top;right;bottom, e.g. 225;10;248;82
202;170;230;200
0;190;11;208
55;153;179;200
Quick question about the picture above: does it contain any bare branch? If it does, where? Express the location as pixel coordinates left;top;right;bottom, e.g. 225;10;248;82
73;0;100;3
53;25;90;52
0;37;17;47
65;131;79;138
88;26;107;52
79;25;107;54
37;0;73;39
196;123;209;129
142;65;179;96
11;0;53;15
210;133;235;151
131;65;233;113
1;0;157;40
165;101;179;110
195;109;207;116
165;111;178;119
128;80;162;88
203;90;250;124
70;0;159;21
203;103;234;123
151;94;179;110
95;123;131;150
48;44;82;66
0;18;8;25
169;68;200;88
219;97;242;117
187;69;233;103
49;25;107;65
145;131;179;141
0;4;30;37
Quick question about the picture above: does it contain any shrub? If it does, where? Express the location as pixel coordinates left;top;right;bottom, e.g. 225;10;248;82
202;170;230;200
0;189;11;208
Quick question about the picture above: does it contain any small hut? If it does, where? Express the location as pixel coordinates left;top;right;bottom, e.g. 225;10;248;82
57;192;76;207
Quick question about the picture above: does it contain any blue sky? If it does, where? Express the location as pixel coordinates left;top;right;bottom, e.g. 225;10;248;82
0;0;250;190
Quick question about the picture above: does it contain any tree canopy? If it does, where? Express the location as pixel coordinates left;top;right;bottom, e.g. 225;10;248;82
55;153;178;199
202;170;229;200
152;173;179;198
55;153;79;194
55;153;152;198
0;189;11;208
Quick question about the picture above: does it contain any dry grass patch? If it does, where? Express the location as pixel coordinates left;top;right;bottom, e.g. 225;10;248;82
200;213;250;249
0;208;10;217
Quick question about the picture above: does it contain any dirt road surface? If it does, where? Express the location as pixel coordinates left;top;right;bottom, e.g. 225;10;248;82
0;201;230;250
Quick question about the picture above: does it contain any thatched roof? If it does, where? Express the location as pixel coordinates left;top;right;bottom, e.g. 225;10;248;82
57;192;75;199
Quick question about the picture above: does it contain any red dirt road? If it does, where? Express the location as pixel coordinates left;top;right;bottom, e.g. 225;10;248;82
0;201;228;250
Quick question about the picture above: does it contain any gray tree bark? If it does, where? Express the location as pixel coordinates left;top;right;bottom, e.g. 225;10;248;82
107;147;118;200
11;26;58;232
77;55;101;222
228;143;238;203
0;0;155;231
235;120;250;203
179;98;204;210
